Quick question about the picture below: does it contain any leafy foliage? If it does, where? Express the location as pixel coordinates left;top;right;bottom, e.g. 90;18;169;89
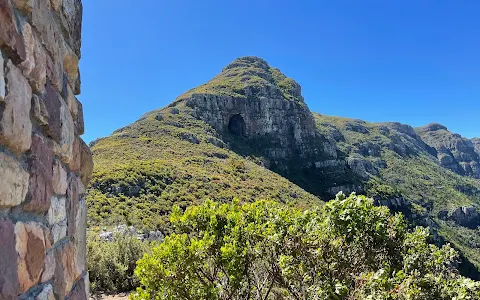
87;232;153;293
133;194;480;299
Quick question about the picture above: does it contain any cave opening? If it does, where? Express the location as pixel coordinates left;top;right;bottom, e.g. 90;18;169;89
228;114;246;136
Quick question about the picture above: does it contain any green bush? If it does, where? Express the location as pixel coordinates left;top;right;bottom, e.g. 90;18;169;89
87;232;153;293
132;193;480;299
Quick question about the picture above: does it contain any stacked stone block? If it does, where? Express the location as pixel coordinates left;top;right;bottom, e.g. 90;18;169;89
0;0;91;299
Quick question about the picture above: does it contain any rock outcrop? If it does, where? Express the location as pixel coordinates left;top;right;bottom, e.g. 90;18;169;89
417;123;480;178
164;57;354;197
439;206;480;229
0;0;91;299
450;206;480;229
473;138;480;156
177;57;325;164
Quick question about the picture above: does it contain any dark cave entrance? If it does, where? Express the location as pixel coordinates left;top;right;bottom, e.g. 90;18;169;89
228;114;246;136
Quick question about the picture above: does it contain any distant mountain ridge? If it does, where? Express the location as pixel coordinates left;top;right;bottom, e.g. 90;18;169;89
87;57;480;278
416;123;480;179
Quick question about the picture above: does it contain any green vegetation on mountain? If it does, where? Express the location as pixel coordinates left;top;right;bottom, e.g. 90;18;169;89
314;114;480;274
132;194;480;299
176;56;304;103
88;108;319;232
87;57;480;286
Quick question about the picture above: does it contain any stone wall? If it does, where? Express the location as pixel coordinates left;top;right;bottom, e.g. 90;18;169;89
0;0;92;299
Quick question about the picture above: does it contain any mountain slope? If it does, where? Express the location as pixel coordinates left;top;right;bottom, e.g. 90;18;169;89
314;114;480;275
416;123;480;178
88;104;320;232
87;56;480;276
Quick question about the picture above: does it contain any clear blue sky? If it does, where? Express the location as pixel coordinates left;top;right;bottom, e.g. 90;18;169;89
79;1;479;143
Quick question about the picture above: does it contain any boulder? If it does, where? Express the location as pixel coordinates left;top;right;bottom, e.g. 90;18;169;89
99;231;113;241
450;206;480;229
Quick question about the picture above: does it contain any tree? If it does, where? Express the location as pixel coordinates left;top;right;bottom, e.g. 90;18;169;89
132;193;480;299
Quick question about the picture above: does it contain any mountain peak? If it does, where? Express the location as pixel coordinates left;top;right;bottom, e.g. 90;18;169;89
419;123;448;132
222;56;270;71
177;57;304;103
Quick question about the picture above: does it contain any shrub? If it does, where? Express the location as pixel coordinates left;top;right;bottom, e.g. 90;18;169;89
87;232;153;293
132;193;480;299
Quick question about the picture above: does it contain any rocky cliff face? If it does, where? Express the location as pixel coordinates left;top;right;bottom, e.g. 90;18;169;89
161;57;357;197
473;138;480;156
0;0;92;299
438;206;480;229
174;57;325;164
416;123;480;179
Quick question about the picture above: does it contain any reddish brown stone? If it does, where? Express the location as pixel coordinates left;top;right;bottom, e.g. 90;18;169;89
25;231;44;282
54;242;80;299
69;138;81;172
15;222;46;293
69;138;93;186
0;219;19;299
24;134;53;213
0;0;26;61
